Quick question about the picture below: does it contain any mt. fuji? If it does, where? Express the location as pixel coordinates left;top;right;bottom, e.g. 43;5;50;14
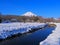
22;12;37;17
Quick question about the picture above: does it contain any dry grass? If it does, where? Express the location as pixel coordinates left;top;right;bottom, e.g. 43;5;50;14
48;24;56;27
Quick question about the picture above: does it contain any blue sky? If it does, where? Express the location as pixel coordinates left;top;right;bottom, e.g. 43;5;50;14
0;0;60;18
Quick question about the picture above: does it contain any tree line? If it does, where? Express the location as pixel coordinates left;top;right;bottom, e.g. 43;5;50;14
0;14;60;23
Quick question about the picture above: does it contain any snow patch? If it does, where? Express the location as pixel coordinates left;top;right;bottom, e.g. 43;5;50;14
40;23;60;45
0;22;45;39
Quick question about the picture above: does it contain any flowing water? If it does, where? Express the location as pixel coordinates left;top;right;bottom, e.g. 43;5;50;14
0;27;56;45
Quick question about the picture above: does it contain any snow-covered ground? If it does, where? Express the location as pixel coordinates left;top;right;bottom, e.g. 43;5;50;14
0;22;46;39
40;23;60;45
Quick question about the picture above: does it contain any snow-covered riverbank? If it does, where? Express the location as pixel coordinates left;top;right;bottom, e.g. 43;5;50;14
0;22;46;39
0;22;45;31
40;23;60;45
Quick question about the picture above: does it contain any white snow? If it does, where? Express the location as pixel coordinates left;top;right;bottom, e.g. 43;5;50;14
40;23;60;45
22;12;37;17
0;22;45;39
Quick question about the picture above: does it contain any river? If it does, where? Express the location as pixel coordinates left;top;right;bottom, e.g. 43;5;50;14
0;27;56;45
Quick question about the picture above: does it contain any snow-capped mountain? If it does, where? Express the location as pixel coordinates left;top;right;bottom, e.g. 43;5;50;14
22;12;37;17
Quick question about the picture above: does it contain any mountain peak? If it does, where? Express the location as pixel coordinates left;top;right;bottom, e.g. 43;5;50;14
23;12;37;17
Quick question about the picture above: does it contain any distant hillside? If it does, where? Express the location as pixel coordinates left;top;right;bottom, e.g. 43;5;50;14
0;12;60;23
0;14;60;23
